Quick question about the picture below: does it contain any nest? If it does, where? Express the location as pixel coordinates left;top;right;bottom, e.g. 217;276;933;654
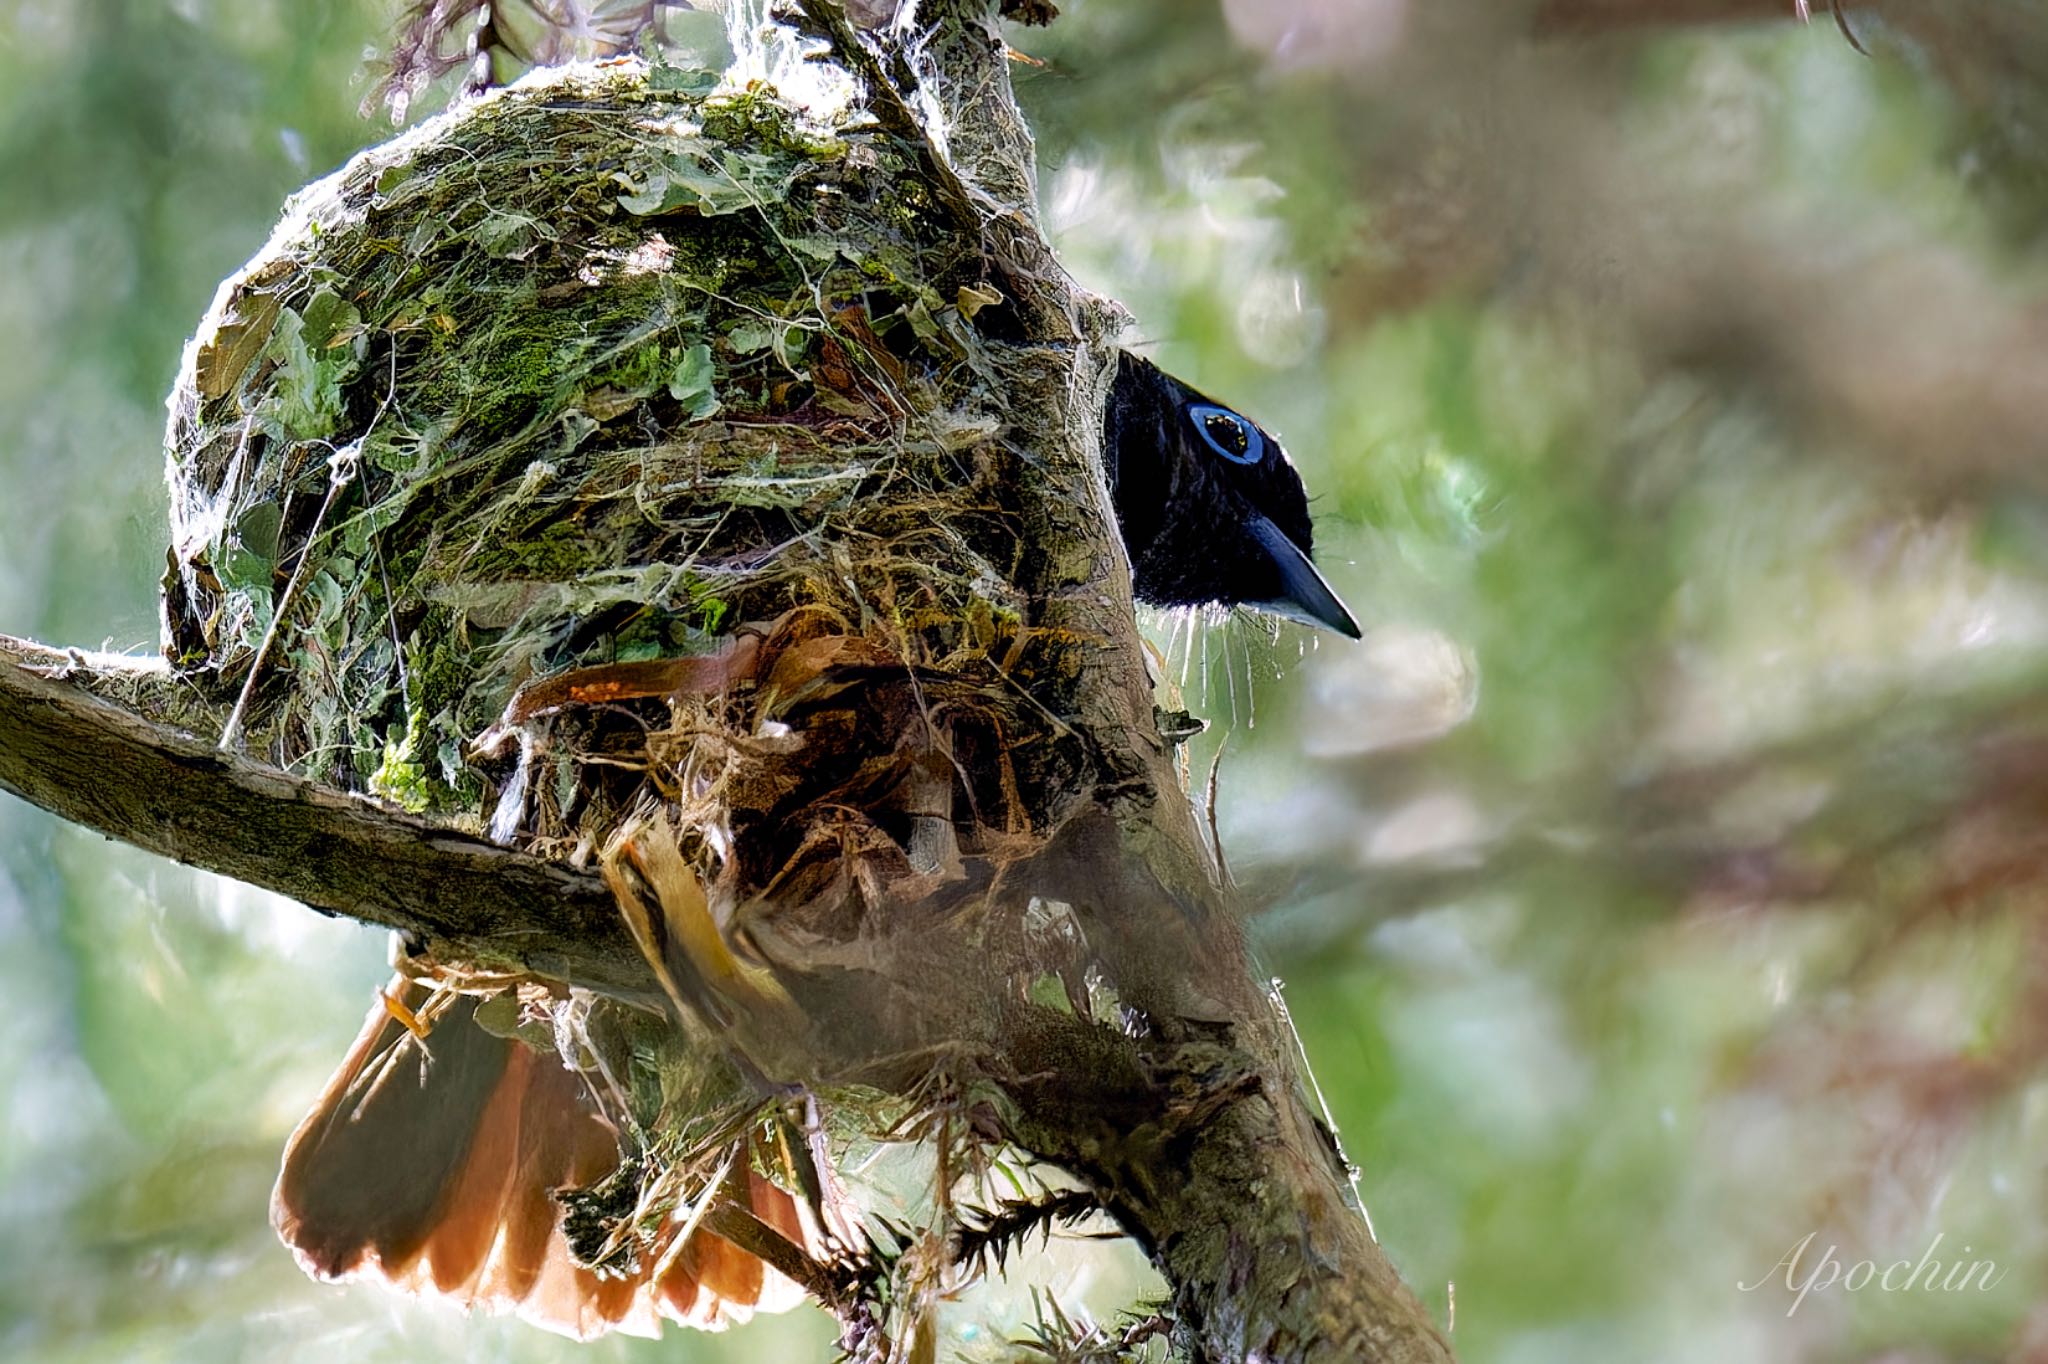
160;59;1050;851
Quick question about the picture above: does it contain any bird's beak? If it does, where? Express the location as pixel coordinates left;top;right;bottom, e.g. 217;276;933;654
1245;515;1363;639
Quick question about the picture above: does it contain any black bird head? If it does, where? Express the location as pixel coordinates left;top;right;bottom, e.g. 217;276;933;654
1103;352;1361;639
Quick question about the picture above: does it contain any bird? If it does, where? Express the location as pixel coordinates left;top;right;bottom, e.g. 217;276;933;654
1105;352;1361;639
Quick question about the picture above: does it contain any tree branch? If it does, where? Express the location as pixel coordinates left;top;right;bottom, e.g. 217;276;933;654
0;636;655;1001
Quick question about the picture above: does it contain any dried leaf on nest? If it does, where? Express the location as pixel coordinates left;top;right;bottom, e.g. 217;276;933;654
603;805;806;1050
478;632;765;754
758;631;907;711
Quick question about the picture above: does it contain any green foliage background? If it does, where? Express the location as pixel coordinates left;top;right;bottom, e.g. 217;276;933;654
5;2;2048;1360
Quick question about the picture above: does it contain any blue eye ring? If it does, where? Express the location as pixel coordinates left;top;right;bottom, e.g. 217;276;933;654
1188;404;1263;465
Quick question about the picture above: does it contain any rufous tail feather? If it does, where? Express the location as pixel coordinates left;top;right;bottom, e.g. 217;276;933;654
273;977;815;1340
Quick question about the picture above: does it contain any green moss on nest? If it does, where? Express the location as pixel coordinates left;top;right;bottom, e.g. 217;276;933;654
162;59;1027;830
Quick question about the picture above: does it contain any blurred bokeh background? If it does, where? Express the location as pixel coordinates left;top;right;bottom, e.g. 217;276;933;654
6;1;2048;1360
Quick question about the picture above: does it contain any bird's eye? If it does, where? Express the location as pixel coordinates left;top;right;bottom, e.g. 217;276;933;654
1188;404;1263;465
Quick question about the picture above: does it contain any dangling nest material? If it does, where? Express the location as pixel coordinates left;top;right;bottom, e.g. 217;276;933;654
161;58;1060;864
